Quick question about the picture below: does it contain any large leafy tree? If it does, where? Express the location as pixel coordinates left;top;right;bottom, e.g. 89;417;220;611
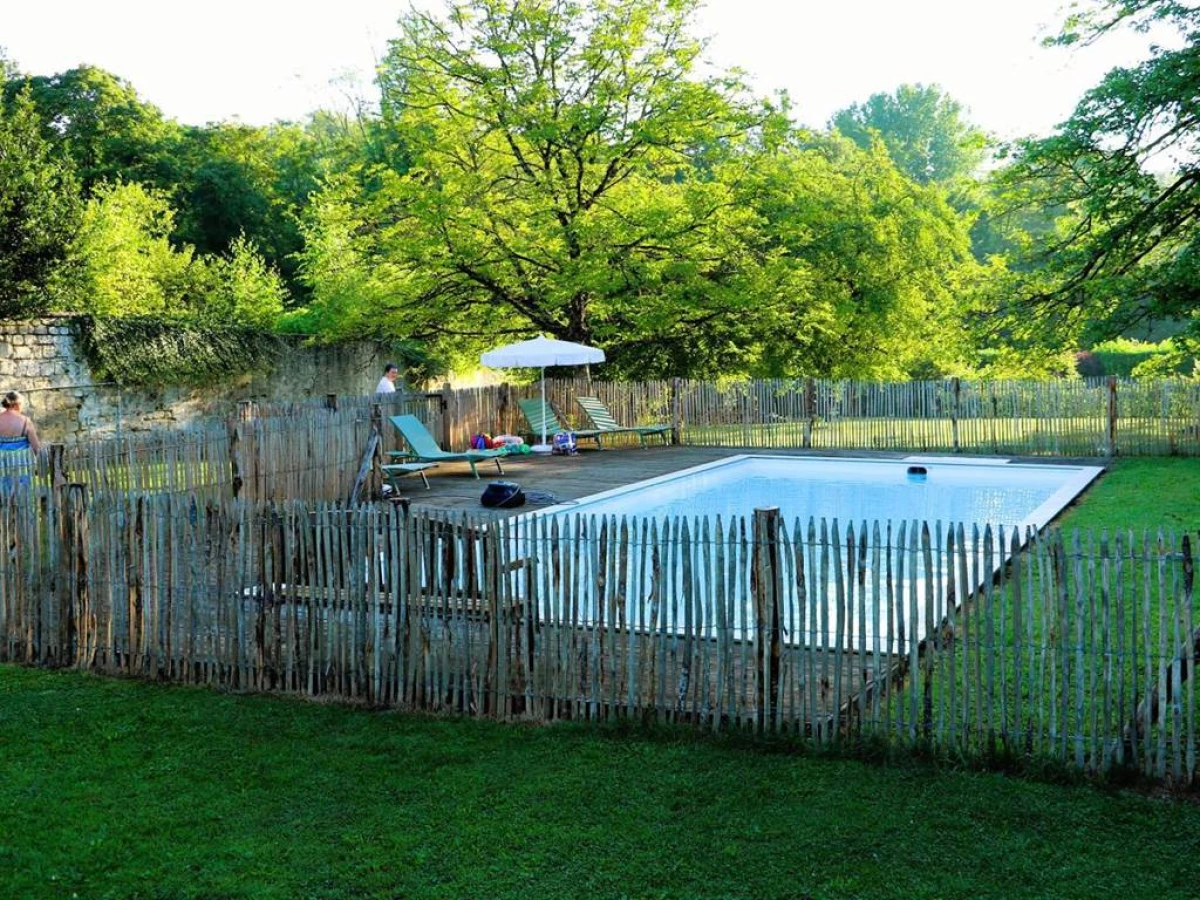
991;0;1200;353
830;84;987;186
736;134;979;379
2;66;180;192
0;87;81;317
2;66;325;297
296;0;980;377
302;0;771;364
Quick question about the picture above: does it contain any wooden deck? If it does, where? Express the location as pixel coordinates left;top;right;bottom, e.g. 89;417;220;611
399;445;735;518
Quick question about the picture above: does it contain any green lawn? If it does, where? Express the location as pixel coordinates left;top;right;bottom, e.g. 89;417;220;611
3;665;1200;900
6;460;1200;899
913;458;1200;767
1058;457;1200;533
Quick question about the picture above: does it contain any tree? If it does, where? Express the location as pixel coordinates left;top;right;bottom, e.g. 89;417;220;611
991;0;1200;354
301;0;771;369
172;122;318;293
831;84;987;186
730;134;979;378
55;181;200;317
200;235;287;328
0;86;81;317
3;66;180;192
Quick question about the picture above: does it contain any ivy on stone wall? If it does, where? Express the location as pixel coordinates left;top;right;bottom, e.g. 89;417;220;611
74;316;286;386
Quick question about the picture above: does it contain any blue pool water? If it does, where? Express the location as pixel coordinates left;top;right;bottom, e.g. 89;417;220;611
538;455;1103;531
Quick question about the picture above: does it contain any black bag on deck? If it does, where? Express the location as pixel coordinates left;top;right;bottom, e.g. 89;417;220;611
480;481;526;509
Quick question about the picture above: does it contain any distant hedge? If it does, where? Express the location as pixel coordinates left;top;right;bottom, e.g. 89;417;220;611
1081;339;1193;378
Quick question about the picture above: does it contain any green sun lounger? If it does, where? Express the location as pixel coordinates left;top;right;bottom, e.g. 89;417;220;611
576;396;671;448
388;415;505;479
517;398;601;448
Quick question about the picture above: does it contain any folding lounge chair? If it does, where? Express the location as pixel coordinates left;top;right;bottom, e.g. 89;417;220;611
388;415;506;479
576;396;671;448
517;398;601;449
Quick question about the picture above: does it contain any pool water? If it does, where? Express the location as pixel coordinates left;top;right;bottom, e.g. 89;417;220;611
537;455;1103;531
507;455;1104;646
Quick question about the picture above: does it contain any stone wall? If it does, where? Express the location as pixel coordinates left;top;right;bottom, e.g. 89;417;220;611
0;317;393;442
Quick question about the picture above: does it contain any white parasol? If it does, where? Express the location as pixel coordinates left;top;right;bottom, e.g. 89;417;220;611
480;336;606;452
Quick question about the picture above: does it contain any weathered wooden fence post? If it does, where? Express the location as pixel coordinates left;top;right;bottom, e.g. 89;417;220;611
951;377;961;453
753;507;783;733
440;382;454;450
228;413;245;500
1106;376;1119;457
804;377;816;449
349;403;385;504
63;483;88;668
670;377;683;446
742;383;752;448
498;382;513;438
47;443;68;497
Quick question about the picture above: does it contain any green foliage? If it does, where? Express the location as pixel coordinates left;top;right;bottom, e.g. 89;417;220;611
0;7;1011;380
721;134;980;379
170;122;321;294
6;665;1200;898
53;182;287;329
295;0;981;379
53;181;201;317
830;83;988;186
991;0;1200;352
198;235;288;329
2;65;179;192
0;86;81;317
975;346;1078;378
1087;336;1194;376
291;180;399;340
1;66;329;298
75;315;285;386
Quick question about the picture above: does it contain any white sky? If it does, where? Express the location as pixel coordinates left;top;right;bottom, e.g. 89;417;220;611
0;0;1176;140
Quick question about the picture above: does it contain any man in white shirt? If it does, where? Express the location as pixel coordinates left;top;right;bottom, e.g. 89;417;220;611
375;363;399;394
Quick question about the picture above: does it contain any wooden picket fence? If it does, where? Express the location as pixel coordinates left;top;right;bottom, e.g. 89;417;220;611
26;375;1200;518
3;486;1196;786
33;392;446;504
436;376;1200;456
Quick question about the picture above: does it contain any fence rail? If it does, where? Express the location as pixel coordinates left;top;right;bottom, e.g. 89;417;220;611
20;375;1200;516
436;376;1200;457
3;488;1196;787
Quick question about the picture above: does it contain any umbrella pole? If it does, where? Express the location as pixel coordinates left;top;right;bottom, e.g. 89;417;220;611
541;368;547;448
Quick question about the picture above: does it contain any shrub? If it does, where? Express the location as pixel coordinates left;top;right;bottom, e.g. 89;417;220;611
1074;350;1105;377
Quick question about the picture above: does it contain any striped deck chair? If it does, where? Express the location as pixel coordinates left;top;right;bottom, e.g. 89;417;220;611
576;396;671;448
517;398;601;448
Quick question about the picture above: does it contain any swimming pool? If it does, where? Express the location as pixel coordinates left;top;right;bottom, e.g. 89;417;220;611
509;455;1104;647
533;455;1103;532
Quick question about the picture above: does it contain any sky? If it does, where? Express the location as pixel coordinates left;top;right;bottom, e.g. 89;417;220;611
0;0;1175;141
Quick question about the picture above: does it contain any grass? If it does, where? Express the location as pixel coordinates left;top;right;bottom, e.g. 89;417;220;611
6;459;1200;899
1057;457;1200;533
3;664;1200;900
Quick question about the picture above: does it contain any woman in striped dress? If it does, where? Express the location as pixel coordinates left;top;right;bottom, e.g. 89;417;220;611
0;392;41;490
